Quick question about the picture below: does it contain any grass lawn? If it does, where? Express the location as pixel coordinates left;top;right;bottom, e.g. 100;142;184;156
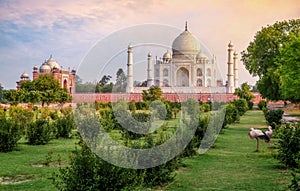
0;110;293;190
164;110;291;191
0;138;78;191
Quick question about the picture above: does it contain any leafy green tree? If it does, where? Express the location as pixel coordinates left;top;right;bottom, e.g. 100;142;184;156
115;68;127;92
278;36;300;103
75;75;97;93
32;74;61;92
4;89;25;106
142;86;163;102
0;83;4;102
234;83;255;109
234;83;255;101
241;19;300;101
95;75;113;93
20;74;71;106
25;90;41;104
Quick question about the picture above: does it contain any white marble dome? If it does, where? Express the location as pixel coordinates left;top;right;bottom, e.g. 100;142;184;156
172;25;200;58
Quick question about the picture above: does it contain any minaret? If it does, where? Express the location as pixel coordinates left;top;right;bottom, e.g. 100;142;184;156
147;52;153;87
227;41;234;93
233;51;239;89
126;44;134;93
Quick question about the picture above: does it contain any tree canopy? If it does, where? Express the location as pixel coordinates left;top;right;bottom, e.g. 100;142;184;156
142;86;163;102
234;83;255;102
241;19;300;101
114;68;127;92
5;74;72;106
0;83;5;103
278;36;300;103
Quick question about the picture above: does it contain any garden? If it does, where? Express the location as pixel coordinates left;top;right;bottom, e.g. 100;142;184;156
0;93;299;190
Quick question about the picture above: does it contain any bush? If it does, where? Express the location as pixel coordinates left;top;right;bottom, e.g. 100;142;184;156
264;109;284;129
289;170;300;191
132;112;150;122
9;106;34;132
277;124;300;169
258;100;267;110
181;114;209;157
200;103;211;112
26;119;52;145
223;103;240;128
54;138;178;190
53;114;76;138
233;98;248;116
128;101;136;113
0;118;21;152
247;101;254;110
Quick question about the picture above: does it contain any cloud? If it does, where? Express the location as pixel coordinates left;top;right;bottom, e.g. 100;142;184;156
0;0;299;88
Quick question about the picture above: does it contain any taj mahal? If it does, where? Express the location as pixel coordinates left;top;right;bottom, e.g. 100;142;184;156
126;23;239;94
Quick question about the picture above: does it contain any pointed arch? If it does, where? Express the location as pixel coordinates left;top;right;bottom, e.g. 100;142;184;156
176;67;189;87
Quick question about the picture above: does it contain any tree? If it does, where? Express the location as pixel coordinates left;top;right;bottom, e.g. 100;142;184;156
4;89;25;106
241;19;300;101
0;83;5;103
142;86;163;102
234;83;255;101
20;74;71;106
114;68;127;92
134;80;147;87
95;75;113;93
278;36;300;103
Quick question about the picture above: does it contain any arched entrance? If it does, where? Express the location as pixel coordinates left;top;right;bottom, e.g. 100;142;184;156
63;79;68;89
176;67;189;87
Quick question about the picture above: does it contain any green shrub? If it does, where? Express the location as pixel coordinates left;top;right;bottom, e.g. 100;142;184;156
264;109;284;129
53;114;76;138
150;101;169;120
9;106;34;132
258;100;267;110
50;111;59;120
200;103;211;112
0;118;21;152
277;124;300;169
289;170;300;191
181;114;209;157
54;138;178;190
247;101;254;110
26;119;52;145
132;112;150;122
223;103;240;128
128;101;137;113
233;98;248;116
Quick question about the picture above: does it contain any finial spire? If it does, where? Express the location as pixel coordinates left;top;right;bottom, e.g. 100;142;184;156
185;21;188;31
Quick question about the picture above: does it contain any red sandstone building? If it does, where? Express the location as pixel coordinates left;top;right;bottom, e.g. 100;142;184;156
16;55;76;94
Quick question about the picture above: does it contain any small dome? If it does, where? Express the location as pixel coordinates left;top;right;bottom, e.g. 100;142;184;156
47;55;61;70
20;72;29;79
39;62;51;73
172;24;200;57
33;65;38;70
148;52;152;57
228;41;233;48
196;51;208;60
163;51;172;59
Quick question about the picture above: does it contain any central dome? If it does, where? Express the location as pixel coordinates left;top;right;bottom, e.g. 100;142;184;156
47;55;61;70
172;24;200;58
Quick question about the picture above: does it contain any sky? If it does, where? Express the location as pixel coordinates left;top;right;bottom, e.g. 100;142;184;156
0;0;299;89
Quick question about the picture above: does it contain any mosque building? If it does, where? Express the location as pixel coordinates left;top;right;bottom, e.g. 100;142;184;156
126;23;239;94
16;55;76;94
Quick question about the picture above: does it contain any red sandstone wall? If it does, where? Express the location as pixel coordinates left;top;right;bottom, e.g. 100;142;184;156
72;93;238;103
